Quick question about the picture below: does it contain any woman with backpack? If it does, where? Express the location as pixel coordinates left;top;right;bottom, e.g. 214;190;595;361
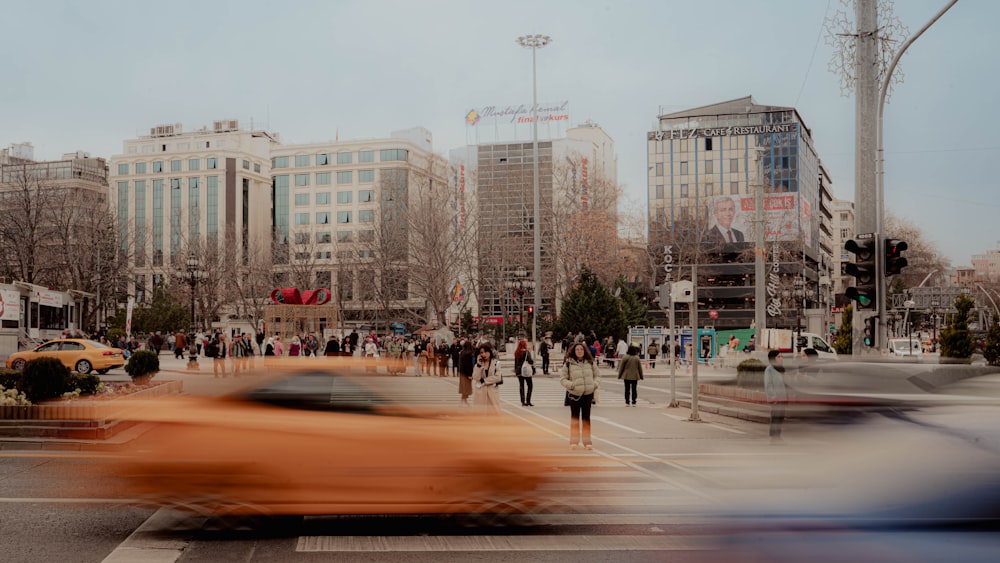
513;338;535;407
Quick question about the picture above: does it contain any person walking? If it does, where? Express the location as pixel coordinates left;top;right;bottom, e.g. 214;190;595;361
560;342;600;450
764;350;787;443
472;342;502;414
647;340;658;369
174;330;188;360
513;338;535;407
457;340;475;406
617;344;644;406
209;333;227;378
324;334;340;357
273;335;284;357
289;336;301;357
539;336;551;375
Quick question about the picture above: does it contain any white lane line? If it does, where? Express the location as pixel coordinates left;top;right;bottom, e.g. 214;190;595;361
297;534;712;552
102;508;200;563
591;415;645;434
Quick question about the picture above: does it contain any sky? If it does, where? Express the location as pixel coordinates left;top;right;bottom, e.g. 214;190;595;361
1;0;996;266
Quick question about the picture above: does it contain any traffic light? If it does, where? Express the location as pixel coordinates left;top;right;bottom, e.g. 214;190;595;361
884;238;908;277
526;305;534;319
657;284;671;308
845;236;878;310
863;315;878;348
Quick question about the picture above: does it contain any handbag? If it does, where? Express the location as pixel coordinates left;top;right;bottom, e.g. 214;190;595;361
520;362;532;377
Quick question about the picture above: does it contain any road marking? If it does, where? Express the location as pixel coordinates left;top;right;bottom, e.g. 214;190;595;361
591;415;645;434
297;534;712;552
102;508;198;563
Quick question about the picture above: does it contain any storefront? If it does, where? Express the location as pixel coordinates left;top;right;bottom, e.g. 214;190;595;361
0;282;93;358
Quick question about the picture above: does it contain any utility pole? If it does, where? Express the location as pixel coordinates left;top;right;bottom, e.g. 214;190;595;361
854;0;879;354
753;147;767;335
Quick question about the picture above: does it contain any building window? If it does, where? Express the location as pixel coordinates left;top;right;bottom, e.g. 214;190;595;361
359;169;374;183
170;178;181;189
337;231;353;243
705;160;713;174
295;232;310;244
782;156;790;169
316;212;330;224
316;192;331;205
840;228;849;239
317;231;332;244
358;229;374;243
295;193;310;206
705;138;713;151
680;161;689;175
680;184;688;198
337;211;352;224
359;189;375;202
170;160;182;172
316;172;331;185
153;161;163;173
317;153;330;165
730;181;739;195
189;177;199;189
655;184;664;199
295;213;310;225
188;159;200;171
359;151;375;163
337;171;353;184
254;163;261;173
730;158;738;173
293;155;308;167
295;174;309;186
840;212;849;222
135;162;147;174
705;183;714;196
337;191;352;204
315;251;332;260
655;162;663;176
273;156;289;168
207;157;217;169
243;159;250;170
358;209;374;223
380;149;408;161
117;163;129;175
337;152;352;164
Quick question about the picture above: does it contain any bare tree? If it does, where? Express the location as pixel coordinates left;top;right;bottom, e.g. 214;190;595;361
885;211;950;289
0;165;58;284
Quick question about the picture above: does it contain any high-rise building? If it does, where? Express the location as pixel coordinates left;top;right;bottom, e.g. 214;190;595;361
647;96;833;331
110;121;277;303
453;121;618;322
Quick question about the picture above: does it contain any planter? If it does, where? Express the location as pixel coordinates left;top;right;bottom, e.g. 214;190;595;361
0;380;183;421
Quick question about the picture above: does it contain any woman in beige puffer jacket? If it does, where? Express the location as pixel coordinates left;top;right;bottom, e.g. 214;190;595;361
559;341;600;450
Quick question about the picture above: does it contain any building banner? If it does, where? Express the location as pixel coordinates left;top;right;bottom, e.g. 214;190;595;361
0;289;20;322
706;194;810;244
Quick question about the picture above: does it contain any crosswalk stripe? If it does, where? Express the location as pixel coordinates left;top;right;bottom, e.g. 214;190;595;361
296;534;712;552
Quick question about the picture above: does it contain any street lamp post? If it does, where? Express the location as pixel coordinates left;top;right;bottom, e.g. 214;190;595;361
186;253;202;368
504;266;534;334
517;33;551;355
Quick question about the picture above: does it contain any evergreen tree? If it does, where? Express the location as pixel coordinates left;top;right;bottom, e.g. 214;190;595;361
615;276;652;330
834;304;853;355
554;268;625;340
984;315;1000;367
940;294;975;360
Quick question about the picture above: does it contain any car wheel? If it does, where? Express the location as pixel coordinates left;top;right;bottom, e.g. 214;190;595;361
11;359;26;371
75;360;93;374
96;369;110;375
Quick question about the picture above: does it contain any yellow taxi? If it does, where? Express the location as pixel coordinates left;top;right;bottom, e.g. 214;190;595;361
6;338;126;375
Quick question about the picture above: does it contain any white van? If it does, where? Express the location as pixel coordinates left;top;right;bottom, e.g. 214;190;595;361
888;338;922;357
795;332;838;360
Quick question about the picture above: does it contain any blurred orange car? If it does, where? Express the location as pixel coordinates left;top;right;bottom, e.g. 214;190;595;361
98;366;553;517
6;338;125;374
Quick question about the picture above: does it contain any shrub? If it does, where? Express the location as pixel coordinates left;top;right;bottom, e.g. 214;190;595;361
20;357;72;403
0;385;30;406
0;370;19;390
68;373;102;396
106;328;125;345
736;358;766;390
124;350;159;381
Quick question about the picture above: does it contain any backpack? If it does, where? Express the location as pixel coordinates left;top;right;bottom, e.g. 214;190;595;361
205;340;219;358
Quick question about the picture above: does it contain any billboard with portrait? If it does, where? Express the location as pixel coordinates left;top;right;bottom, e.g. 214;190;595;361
706;194;811;245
